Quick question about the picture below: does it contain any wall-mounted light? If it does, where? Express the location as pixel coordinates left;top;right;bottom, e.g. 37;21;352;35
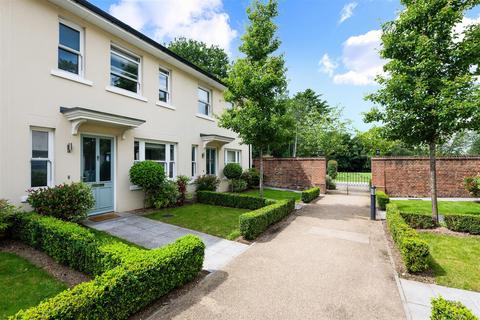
67;142;73;153
201;152;205;159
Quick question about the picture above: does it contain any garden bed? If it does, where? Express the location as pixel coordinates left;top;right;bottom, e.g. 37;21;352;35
145;203;249;240
240;188;302;202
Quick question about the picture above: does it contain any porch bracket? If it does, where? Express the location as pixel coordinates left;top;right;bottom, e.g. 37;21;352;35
71;119;87;135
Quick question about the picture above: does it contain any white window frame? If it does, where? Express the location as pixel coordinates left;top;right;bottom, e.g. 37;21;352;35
134;139;176;178
57;18;84;76
225;149;241;164
110;44;142;94
30;128;54;188
225;101;234;110
206;147;217;176
198;86;212;116
158;67;171;105
191;145;197;177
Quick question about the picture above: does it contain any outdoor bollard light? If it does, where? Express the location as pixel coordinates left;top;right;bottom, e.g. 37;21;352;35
370;185;377;220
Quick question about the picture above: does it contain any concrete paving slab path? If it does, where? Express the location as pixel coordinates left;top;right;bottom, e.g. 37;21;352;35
84;212;249;272
147;194;406;320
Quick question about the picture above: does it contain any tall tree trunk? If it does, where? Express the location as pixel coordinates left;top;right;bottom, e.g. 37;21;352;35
259;148;264;198
293;127;298;158
429;142;439;223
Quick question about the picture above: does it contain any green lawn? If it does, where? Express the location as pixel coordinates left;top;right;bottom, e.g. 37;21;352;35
87;227;145;249
392;200;480;216
419;232;480;291
145;203;249;240
0;252;67;319
334;172;371;183
241;188;302;202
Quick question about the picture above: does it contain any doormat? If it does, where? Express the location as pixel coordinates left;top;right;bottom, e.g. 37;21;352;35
89;212;119;222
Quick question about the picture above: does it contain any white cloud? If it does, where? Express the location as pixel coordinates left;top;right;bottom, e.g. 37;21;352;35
339;2;358;24
453;15;480;42
108;0;237;53
319;54;338;76
320;29;385;86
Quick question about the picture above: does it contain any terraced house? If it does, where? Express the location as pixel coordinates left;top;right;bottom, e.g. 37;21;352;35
0;0;250;214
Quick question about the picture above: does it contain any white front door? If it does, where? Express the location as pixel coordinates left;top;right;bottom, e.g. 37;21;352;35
81;135;114;215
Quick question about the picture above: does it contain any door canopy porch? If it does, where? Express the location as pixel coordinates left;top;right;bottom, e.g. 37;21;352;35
60;107;145;139
200;133;235;148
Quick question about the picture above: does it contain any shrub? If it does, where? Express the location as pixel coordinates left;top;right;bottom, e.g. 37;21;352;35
9;212;205;319
241;168;260;188
194;175;220;191
239;199;295;240
326;175;336;190
327;160;338;179
431;296;478;320
129;161;166;207
176;175;191;206
0;199;17;237
153;180;180;209
376;191;390;210
223;163;243;180
27;182;94;222
197;191;273;210
444;214;480;235
11;235;204;320
232;179;248;192
400;212;437;229
464;176;480;197
302;187;320;203
386;204;430;273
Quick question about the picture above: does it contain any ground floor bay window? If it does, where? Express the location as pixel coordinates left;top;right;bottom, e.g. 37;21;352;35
225;149;241;164
134;140;176;178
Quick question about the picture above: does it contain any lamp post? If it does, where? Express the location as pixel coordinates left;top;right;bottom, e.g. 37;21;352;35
370;185;377;220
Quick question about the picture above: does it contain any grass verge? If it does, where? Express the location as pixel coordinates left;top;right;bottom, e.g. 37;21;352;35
146;203;249;240
392;200;480;216
241;188;301;203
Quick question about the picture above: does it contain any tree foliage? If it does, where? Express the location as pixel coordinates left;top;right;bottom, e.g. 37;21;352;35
219;0;292;196
167;37;230;79
365;0;480;220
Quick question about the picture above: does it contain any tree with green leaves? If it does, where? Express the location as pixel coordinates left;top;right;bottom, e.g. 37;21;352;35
365;0;480;222
167;37;230;79
219;0;291;197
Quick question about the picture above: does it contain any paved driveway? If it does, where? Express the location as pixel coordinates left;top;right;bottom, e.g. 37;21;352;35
147;194;406;320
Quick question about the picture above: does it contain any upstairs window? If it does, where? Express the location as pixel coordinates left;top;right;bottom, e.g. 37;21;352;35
198;87;211;116
58;20;83;75
110;45;140;93
158;68;170;103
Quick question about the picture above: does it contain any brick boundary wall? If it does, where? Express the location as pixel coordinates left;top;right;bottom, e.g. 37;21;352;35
371;156;480;198
252;157;326;193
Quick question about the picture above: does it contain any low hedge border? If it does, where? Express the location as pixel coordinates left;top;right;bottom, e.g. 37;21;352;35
431;296;478;320
376;191;390;210
386;204;430;273
444;214;480;235
8;212;204;319
239;199;295;240
399;211;437;229
197;191;274;210
301;187;320;203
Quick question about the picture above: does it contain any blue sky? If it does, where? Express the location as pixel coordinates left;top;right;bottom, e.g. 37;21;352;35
90;0;479;131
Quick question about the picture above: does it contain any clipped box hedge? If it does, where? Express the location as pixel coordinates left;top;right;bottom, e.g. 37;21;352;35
239;199;295;240
445;214;480;235
301;187;320;203
431;296;478;320
197;190;274;210
386;204;430;273
9;212;204;319
376;191;390;210
399;211;437;229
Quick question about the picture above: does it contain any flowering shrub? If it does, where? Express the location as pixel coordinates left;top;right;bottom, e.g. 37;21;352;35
27;182;94;222
176;175;190;206
194;175;220;192
464;176;480;197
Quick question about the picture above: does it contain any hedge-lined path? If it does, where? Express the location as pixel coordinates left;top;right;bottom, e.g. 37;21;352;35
83;212;249;271
147;194;406;320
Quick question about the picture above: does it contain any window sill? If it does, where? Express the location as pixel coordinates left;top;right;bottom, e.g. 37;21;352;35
196;113;215;122
156;101;176;110
105;86;148;102
50;69;93;86
129;185;142;191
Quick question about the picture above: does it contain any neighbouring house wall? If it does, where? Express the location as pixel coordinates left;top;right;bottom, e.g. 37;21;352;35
253;158;326;193
371;157;480;198
0;0;249;211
